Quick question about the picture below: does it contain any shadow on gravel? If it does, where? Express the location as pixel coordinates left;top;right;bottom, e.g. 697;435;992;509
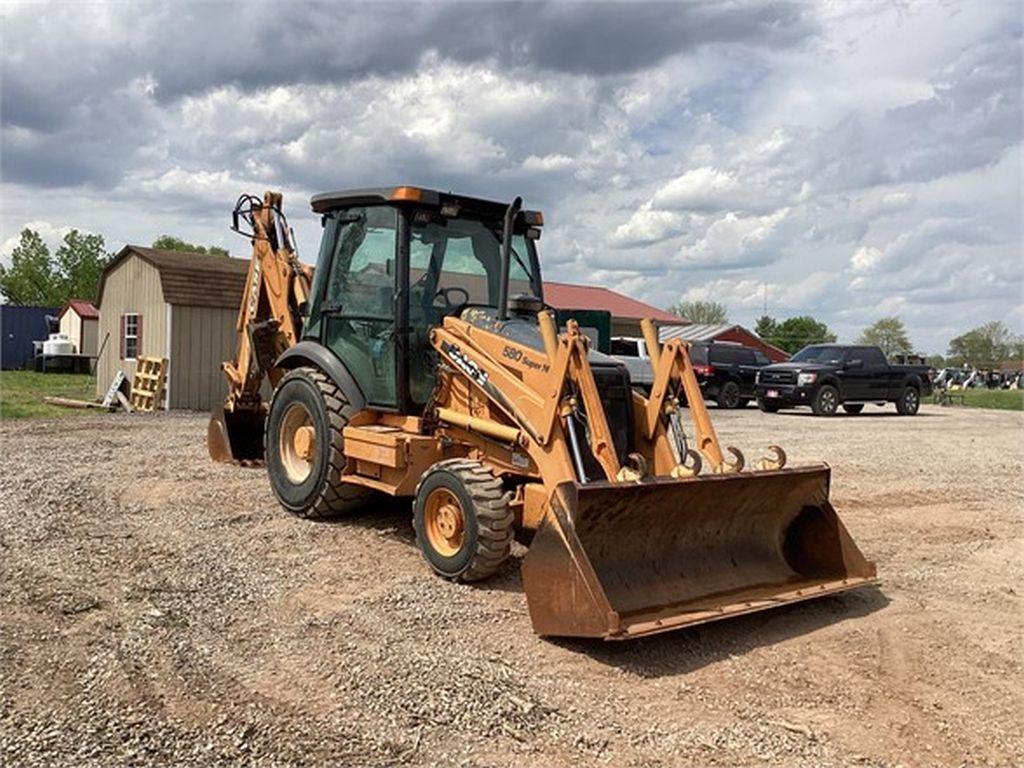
550;586;890;677
310;497;417;544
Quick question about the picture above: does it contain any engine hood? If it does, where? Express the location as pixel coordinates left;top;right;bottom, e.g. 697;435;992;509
460;306;623;369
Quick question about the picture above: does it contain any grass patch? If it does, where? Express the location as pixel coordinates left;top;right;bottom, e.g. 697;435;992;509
936;388;1024;411
0;370;100;420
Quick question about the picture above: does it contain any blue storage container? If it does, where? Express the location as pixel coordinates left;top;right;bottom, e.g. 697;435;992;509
1;305;58;369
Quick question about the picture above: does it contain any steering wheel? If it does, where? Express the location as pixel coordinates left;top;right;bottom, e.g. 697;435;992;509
433;286;470;313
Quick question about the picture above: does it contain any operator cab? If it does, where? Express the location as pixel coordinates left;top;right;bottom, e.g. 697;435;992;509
306;186;545;411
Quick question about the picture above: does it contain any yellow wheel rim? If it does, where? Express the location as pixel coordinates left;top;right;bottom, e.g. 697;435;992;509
423;488;466;557
279;402;316;483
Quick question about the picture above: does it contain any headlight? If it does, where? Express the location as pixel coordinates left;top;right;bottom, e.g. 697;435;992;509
797;372;817;386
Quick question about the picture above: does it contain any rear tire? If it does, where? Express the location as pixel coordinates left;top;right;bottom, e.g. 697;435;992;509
758;399;780;413
811;385;839;416
717;381;742;409
842;404;864;414
265;367;371;518
896;386;920;415
413;459;513;582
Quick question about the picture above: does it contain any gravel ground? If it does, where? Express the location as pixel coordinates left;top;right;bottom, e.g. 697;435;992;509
1;404;1021;767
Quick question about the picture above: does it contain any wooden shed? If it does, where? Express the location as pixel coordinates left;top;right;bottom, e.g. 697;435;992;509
95;246;248;410
58;299;100;356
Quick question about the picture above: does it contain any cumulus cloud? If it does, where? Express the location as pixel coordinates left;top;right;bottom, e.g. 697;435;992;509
678;208;791;268
611;202;684;246
652;167;739;211
0;0;1020;352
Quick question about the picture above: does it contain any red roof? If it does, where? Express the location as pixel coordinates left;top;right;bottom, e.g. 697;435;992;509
544;281;685;324
60;299;99;320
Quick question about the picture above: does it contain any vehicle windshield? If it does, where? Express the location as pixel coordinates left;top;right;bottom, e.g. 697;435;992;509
790;345;846;365
410;214;538;307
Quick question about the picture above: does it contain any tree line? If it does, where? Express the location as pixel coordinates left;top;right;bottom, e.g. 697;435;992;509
670;300;1023;367
0;228;229;306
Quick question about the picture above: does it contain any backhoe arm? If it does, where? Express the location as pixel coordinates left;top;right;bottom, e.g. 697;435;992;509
221;191;311;409
208;191;312;464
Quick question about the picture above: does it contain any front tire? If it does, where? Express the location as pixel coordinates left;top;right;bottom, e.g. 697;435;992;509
896;386;920;415
717;381;742;409
811;385;839;416
265;367;371;518
413;459;513;582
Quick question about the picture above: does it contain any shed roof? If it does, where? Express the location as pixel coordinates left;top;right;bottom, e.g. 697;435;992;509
658;323;739;342
98;246;249;309
659;323;790;361
60;299;99;320
544;281;685;324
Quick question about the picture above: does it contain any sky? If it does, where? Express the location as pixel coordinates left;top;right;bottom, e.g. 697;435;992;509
1;0;1021;353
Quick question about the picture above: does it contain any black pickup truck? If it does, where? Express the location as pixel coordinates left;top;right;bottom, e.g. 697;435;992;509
755;344;932;416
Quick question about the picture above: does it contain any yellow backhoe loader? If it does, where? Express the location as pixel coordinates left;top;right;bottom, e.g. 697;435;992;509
208;186;877;639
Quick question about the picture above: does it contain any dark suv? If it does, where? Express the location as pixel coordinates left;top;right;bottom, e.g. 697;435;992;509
690;342;773;408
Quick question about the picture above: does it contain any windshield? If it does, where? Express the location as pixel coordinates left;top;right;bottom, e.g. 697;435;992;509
790;345;846;365
410;215;538;307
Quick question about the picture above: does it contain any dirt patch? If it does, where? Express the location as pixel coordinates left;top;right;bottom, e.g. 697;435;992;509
1;405;1021;766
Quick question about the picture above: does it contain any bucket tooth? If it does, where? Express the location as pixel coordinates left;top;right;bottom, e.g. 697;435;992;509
521;465;877;640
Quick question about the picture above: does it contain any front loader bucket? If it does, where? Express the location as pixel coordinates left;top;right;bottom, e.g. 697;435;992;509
207;408;265;464
521;465;876;640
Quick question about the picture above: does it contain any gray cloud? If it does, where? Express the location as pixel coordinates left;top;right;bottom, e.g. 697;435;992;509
0;0;1020;352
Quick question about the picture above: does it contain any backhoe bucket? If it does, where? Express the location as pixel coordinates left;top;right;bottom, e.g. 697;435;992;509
521;465;876;640
207;408;265;464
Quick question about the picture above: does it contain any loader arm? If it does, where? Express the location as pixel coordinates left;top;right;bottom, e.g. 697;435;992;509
424;310;876;640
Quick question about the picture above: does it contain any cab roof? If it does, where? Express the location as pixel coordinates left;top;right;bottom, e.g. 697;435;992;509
310;185;543;225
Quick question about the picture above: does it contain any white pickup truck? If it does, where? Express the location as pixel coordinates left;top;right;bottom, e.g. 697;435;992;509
609;336;655;391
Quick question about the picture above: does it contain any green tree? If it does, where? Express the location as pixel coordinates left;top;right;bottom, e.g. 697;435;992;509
857;317;912;358
755;314;777;340
947;321;1015;367
0;229;62;305
670;300;728;324
55;229;108;300
770;316;837;354
152;235;229;257
927;354;946;368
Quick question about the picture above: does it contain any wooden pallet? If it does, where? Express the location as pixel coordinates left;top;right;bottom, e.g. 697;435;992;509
131;356;167;412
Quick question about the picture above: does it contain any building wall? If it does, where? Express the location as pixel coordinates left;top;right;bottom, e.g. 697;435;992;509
57;312;99;355
95;255;168;401
59;311;82;351
0;305;56;369
81;318;99;356
169;304;238;410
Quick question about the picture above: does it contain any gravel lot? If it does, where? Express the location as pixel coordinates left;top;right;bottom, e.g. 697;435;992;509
2;404;1021;767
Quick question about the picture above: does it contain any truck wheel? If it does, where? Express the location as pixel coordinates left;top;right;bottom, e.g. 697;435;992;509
842;404;864;414
717;381;742;408
265;366;371;518
414;459;513;582
896;386;920;415
811;385;839;416
758;398;780;413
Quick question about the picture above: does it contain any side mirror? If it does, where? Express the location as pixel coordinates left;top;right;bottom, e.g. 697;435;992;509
846;358;863;369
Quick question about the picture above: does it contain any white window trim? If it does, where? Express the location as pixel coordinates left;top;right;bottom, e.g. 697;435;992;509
124;312;139;362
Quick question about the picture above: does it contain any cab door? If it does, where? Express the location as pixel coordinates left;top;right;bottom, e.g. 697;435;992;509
315;206;399;408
